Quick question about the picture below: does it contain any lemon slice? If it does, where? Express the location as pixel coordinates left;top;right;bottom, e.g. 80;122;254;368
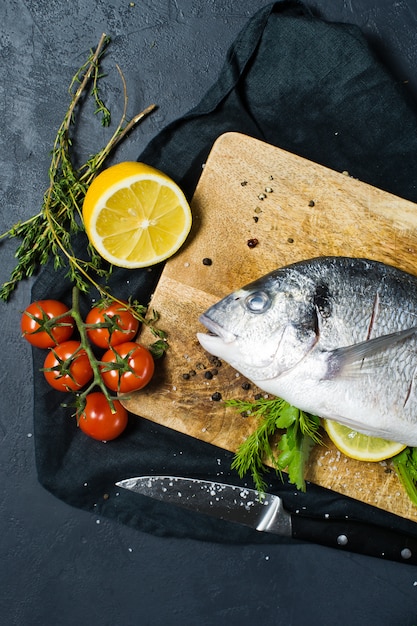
323;419;406;462
82;161;192;268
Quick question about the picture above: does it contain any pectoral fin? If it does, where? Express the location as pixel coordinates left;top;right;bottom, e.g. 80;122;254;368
324;326;417;379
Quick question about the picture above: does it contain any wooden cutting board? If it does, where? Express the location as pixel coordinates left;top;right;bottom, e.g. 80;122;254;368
123;132;417;523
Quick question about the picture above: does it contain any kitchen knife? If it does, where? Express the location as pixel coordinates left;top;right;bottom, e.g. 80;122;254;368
116;475;417;564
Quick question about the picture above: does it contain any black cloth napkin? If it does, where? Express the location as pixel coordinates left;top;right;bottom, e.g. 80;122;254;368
33;0;417;543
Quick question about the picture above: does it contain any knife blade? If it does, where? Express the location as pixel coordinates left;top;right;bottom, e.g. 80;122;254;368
116;475;417;564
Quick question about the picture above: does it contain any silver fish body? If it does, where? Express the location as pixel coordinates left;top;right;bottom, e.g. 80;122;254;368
197;257;417;446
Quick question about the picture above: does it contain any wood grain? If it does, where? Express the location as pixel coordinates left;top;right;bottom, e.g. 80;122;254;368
123;132;417;523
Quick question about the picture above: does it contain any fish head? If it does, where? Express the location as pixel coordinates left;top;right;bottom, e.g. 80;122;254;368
197;269;319;383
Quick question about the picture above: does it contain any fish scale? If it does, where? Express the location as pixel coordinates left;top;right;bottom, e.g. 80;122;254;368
197;256;417;447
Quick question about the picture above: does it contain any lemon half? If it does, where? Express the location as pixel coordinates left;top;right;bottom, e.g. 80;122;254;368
83;161;192;268
323;419;406;462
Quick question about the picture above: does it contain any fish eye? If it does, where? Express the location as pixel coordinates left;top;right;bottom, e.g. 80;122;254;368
244;291;271;314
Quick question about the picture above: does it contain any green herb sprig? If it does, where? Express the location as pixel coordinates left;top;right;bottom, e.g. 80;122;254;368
0;33;156;303
392;448;417;507
227;397;322;493
229;396;417;509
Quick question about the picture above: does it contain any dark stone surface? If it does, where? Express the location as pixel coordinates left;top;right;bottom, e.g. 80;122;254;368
1;1;417;624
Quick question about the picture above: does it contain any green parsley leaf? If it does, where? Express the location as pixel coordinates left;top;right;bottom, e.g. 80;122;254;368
392;447;417;506
227;397;322;493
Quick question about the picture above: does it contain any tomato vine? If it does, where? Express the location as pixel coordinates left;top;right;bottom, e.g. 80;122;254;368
22;287;162;440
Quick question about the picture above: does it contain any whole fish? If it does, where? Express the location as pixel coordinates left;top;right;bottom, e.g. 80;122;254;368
197;256;417;447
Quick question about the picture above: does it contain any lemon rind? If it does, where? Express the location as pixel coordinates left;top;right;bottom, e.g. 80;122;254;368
85;174;192;269
323;419;406;462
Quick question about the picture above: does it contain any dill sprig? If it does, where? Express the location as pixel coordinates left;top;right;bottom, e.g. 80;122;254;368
227;397;322;493
0;33;156;302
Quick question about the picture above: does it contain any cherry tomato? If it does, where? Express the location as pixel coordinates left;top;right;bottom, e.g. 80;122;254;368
86;301;140;348
43;340;93;392
21;300;75;348
77;392;128;441
100;341;154;393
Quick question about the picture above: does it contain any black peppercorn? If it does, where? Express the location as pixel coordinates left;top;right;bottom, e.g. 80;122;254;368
211;392;222;401
202;257;212;266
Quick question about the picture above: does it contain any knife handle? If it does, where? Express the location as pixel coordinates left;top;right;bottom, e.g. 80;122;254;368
290;514;417;564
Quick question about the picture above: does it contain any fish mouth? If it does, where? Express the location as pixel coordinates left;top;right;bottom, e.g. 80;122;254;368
198;313;237;344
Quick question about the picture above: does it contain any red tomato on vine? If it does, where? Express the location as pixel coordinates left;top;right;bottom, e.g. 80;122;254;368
100;341;154;393
21;300;74;348
43;340;93;392
86;301;139;348
77;392;128;441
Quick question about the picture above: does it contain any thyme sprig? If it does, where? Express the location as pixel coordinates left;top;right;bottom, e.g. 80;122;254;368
0;33;156;304
227;397;322;493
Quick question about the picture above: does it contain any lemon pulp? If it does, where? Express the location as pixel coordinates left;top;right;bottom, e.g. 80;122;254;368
323;419;406;462
83;162;192;268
